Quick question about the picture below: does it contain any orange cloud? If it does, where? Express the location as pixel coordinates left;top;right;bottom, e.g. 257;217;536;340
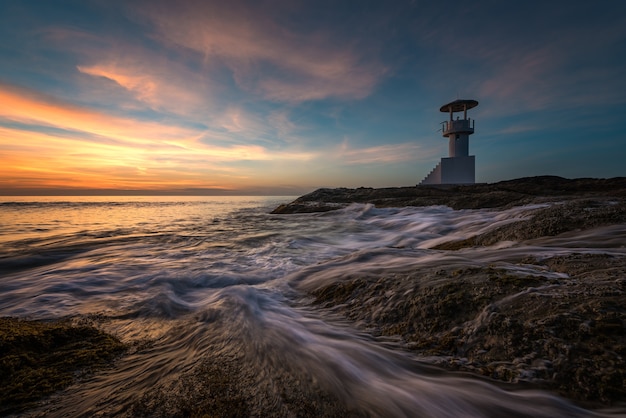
76;57;213;116
77;65;158;105
0;84;316;191
0;83;198;146
38;25;216;116
0;123;309;191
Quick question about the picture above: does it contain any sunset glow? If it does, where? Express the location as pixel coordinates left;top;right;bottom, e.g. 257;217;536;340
1;1;624;194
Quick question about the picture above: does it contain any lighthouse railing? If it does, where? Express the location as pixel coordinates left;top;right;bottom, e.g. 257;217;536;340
442;119;474;136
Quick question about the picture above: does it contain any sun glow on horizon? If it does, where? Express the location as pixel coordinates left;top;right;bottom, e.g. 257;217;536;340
0;84;321;193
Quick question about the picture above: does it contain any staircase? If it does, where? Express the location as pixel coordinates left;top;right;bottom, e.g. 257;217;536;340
419;161;441;185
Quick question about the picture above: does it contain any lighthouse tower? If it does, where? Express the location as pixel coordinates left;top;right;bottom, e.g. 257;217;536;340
420;99;478;185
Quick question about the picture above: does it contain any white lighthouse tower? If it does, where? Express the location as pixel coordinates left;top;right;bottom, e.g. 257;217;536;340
420;99;478;185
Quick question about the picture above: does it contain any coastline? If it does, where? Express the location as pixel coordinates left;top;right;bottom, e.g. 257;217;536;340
277;176;626;409
271;176;626;214
3;177;625;415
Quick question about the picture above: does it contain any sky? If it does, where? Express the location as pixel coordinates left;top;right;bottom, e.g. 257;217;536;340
0;0;625;195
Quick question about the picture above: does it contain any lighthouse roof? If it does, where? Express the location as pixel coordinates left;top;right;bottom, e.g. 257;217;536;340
440;99;479;113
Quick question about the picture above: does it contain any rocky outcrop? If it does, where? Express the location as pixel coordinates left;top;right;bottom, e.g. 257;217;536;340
272;176;626;213
434;198;626;250
310;255;626;406
0;318;126;415
284;177;626;407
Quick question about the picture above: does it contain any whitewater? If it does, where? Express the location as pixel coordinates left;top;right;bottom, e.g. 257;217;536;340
0;196;624;417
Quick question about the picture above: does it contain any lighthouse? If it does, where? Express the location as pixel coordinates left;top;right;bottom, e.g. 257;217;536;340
420;99;478;185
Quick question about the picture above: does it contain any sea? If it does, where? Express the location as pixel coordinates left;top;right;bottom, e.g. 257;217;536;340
0;196;623;417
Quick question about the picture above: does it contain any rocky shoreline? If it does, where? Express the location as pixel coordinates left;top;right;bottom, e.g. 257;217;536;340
272;176;626;213
307;252;626;407
276;176;626;408
3;176;625;415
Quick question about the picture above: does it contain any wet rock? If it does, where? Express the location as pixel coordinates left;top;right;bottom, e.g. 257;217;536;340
272;176;626;214
0;317;126;415
309;257;626;406
278;175;626;407
433;199;626;250
271;201;348;214
127;320;367;418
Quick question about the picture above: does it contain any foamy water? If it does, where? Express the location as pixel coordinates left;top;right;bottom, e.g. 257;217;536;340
1;196;624;417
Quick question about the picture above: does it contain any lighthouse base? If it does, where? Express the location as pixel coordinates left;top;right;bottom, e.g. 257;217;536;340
420;156;475;185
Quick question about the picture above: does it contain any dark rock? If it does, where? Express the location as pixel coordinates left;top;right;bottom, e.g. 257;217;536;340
0;317;126;415
272;176;626;214
280;175;626;407
434;199;626;250
308;257;626;406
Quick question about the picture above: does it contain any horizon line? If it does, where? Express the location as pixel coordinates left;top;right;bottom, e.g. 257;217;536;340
0;188;307;197
0;192;302;197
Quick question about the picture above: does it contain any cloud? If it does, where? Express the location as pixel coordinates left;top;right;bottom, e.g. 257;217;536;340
474;40;626;117
267;110;301;142
255;69;380;103
335;140;427;165
214;107;274;139
407;3;626;116
75;54;215;117
489;123;543;136
0;121;314;191
26;23;217;118
0;83;311;161
476;48;559;113
0;84;317;191
0;83;199;147
77;64;159;106
135;1;386;103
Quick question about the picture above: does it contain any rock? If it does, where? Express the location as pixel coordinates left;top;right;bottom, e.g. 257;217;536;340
307;257;626;406
281;176;626;406
433;199;626;250
0;317;126;415
271;176;626;214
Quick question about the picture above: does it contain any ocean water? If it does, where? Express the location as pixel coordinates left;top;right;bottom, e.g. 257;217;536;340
1;196;624;417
